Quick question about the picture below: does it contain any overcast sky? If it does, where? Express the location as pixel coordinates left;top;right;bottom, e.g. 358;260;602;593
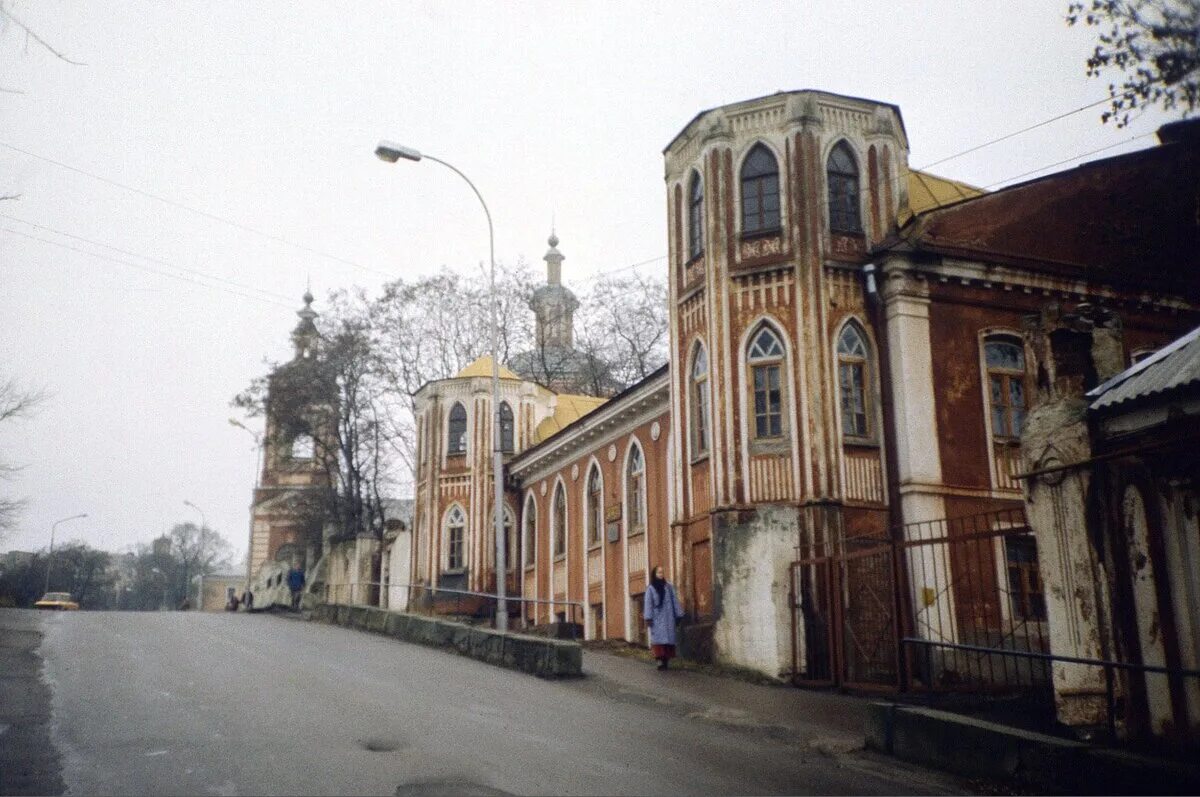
0;1;1176;560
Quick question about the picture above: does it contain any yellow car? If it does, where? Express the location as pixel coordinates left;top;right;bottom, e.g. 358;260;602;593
34;591;80;610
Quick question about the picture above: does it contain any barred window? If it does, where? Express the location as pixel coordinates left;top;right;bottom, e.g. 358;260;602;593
522;495;536;568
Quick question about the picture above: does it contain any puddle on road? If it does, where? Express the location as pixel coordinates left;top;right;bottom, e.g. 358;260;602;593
358;737;406;753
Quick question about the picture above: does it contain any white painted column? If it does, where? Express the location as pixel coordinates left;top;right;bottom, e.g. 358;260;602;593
881;263;956;644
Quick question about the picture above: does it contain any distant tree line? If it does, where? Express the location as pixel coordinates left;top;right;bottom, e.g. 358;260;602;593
0;522;234;610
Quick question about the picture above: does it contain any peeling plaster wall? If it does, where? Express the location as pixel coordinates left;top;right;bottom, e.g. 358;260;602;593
711;504;798;678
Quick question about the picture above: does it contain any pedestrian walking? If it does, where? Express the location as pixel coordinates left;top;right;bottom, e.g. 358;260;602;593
241;590;254;611
643;565;685;670
286;565;306;611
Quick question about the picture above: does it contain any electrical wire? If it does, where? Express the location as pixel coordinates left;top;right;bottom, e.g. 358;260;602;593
0;140;394;279
2;227;295;309
0;213;296;303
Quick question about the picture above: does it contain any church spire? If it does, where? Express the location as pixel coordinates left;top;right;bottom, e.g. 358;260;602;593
292;289;319;360
531;229;578;350
544;228;564;286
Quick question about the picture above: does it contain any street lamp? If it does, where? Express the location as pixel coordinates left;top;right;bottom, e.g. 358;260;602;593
44;513;87;595
375;140;508;632
183;499;207;531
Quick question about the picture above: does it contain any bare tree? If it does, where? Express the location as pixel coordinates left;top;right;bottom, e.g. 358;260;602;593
577;272;669;390
1068;0;1200;126
0;376;45;539
0;1;86;94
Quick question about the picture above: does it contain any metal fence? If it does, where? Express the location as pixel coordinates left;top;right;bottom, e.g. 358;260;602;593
320;581;585;639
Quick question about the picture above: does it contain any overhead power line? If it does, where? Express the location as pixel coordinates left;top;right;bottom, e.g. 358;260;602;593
2;227;295;309
0;213;296;304
0;140;394;280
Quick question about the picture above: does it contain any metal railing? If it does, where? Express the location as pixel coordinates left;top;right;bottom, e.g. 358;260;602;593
320;580;585;639
904;637;1200;741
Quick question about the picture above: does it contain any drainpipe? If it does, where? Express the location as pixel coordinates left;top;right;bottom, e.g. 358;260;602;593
862;261;914;690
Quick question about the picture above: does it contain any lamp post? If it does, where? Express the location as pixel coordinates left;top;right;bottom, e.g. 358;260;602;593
44;513;87;595
183;499;207;531
182;500;207;609
375;140;508;632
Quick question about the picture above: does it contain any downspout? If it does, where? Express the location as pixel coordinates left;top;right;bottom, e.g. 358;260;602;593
862;262;914;690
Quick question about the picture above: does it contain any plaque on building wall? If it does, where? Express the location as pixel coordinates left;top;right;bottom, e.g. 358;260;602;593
606;521;620;543
605;505;621;522
650;421;661;441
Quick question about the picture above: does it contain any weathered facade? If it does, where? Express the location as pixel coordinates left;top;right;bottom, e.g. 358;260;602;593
1023;310;1200;745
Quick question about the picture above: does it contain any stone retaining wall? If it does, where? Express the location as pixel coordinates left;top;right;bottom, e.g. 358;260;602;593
310;603;582;679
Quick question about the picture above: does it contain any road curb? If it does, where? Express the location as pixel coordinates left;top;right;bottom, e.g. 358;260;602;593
865;701;1200;794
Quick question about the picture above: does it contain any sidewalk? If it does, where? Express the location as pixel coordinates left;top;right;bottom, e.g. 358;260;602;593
577;646;868;746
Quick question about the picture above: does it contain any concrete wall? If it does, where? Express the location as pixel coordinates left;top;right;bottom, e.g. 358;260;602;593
711;504;798;679
310;603;581;678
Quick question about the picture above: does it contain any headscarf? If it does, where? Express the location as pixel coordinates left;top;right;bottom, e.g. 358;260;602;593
650;565;666;603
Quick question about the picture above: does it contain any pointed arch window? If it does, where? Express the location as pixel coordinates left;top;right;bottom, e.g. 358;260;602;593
587;465;603;546
444;505;466;571
447;402;467;455
691;343;710;456
626;443;645;534
740;144;781;234
522;495;536;568
552;482;567;559
502;506;515;573
499;401;514;453
837;322;871;439
983;336;1027;439
748;326;785;439
688;171;705;260
827;141;862;233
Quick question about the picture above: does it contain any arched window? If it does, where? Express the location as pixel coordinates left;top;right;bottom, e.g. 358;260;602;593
522;495;536;568
688;171;705;260
290;433;314;460
447;402;467;455
747;325;785;439
837;322;871;438
499;401;514;453
444;505;466;571
586;465;603;546
552;482;567;559
740;144;781;234
691;343;710;455
626;442;645;534
502;507;515;572
983;336;1027;439
827;141;861;233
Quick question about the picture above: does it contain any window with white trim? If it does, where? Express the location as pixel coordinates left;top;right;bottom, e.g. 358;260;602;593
626;443;645;534
691;343;710;456
983;336;1027;439
837;321;871;439
827;141;861;233
522;495;536;568
587;465;603;547
741;144;780;234
688;171;704;260
447;402;467;455
552;482;567;559
444;505;466;571
748;326;785;439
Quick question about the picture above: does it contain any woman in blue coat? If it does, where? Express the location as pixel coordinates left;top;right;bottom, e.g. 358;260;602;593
644;565;685;670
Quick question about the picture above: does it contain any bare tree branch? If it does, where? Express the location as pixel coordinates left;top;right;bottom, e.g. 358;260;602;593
0;5;86;65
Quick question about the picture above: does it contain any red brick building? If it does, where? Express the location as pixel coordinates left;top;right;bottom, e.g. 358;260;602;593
403;91;1199;680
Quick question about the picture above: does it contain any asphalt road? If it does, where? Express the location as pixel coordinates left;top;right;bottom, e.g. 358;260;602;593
2;608;964;796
